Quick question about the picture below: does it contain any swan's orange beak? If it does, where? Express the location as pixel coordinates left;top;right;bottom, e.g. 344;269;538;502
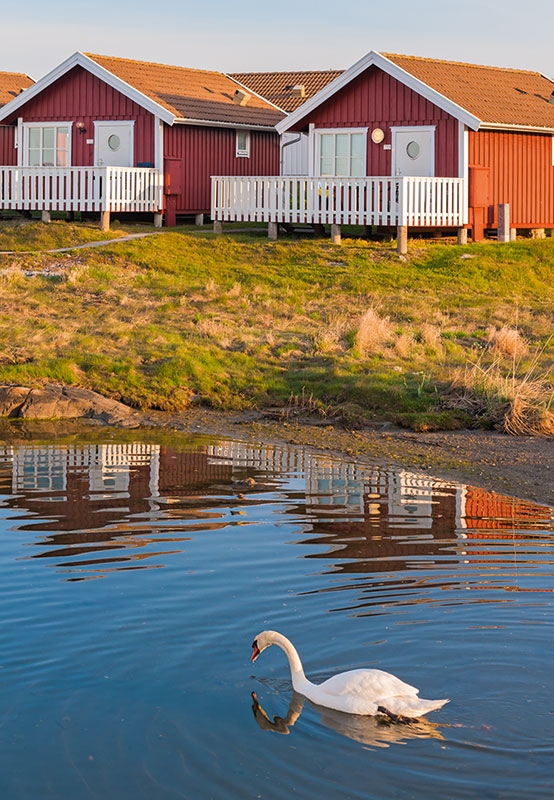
251;641;260;662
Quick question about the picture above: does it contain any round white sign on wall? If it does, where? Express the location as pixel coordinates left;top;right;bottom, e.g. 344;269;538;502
371;128;385;144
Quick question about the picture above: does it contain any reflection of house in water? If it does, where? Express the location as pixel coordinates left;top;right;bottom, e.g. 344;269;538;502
207;441;554;576
0;440;551;579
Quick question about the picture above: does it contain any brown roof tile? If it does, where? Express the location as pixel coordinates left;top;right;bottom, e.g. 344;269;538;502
0;71;34;108
384;53;554;129
86;54;285;128
230;70;342;112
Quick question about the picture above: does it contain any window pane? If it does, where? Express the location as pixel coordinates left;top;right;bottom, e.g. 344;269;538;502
320;157;334;176
42;148;55;167
335;156;349;176
320;134;334;158
28;149;41;167
56;128;69;167
335;134;349;158
350;134;365;158
43;128;55;149
350;156;365;177
29;128;41;148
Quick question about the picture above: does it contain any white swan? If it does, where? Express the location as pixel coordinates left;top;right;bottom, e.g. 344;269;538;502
251;630;449;720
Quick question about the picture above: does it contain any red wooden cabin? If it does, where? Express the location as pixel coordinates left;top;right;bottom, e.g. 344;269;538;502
214;51;554;244
0;52;283;228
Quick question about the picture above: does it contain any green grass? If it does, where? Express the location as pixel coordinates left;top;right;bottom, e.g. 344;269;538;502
0;220;553;432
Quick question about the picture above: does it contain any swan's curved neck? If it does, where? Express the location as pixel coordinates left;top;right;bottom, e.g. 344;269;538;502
268;632;310;692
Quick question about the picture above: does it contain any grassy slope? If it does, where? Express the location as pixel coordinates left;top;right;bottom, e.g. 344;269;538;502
0;220;552;432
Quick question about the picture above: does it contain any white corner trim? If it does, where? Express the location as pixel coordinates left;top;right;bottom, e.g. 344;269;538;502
276;50;482;135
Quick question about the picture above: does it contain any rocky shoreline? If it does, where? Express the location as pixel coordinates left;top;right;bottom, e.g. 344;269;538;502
0;384;552;508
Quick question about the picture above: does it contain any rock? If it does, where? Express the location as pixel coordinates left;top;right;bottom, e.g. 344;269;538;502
0;384;141;427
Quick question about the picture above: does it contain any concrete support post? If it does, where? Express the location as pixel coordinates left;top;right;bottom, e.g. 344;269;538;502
41;210;51;224
268;221;278;241
510;228;517;241
457;227;468;245
213;220;223;235
497;204;510;242
397;225;408;255
153;213;163;228
195;213;204;226
331;223;341;245
100;211;110;232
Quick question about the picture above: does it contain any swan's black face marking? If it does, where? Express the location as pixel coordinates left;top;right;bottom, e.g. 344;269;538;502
251;640;260;662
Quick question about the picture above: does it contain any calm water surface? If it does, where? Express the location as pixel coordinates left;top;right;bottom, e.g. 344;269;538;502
0;430;552;799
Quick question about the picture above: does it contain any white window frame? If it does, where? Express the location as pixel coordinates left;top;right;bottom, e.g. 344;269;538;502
314;127;368;177
22;121;72;167
235;129;251;158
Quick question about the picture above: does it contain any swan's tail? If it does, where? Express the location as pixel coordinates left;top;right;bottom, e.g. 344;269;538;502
380;696;449;720
406;697;449;718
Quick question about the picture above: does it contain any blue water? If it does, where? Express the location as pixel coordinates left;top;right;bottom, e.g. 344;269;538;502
0;430;552;799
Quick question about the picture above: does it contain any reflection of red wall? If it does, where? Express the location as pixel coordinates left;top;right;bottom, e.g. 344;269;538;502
463;487;553;533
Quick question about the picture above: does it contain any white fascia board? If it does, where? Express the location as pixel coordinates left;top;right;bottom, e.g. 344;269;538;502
173;118;278;132
479;122;554;134
0;52;176;126
277;50;482;134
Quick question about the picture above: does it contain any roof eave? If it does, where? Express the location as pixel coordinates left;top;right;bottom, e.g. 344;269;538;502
173;117;279;131
276;50;482;134
478;121;554;134
0;52;176;125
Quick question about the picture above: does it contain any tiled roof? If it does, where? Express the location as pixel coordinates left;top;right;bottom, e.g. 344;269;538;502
0;71;34;107
230;70;342;112
384;53;554;129
85;54;285;128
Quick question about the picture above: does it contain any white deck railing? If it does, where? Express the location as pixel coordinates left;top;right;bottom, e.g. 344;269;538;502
0;166;163;213
211;176;467;228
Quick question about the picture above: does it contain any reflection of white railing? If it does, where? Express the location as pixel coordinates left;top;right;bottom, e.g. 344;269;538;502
211;175;467;227
0;166;163;213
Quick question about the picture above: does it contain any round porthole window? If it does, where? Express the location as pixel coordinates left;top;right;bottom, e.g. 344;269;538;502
406;140;420;159
108;134;121;151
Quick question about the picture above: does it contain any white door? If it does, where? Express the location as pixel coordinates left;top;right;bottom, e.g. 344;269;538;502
392;127;435;177
94;122;134;167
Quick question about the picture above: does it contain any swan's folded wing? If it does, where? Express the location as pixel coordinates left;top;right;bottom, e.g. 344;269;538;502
318;668;419;700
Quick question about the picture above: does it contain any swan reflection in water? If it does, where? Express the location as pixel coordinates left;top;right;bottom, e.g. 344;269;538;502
251;691;444;748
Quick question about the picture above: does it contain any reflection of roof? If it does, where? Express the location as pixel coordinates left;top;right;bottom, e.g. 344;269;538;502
384;53;554;129
86;53;285;128
230;69;342;112
0;71;34;107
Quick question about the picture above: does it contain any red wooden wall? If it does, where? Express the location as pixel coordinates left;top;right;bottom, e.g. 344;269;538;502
0;124;16;165
3;66;155;166
163;124;279;214
469;129;554;228
294;66;460;178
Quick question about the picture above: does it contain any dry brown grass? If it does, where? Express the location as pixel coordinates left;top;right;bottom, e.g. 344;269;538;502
354;307;394;356
487;325;529;357
313;315;350;354
445;340;554;435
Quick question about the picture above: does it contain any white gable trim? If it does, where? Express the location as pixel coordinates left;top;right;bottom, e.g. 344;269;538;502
276;50;482;135
0;52;176;126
